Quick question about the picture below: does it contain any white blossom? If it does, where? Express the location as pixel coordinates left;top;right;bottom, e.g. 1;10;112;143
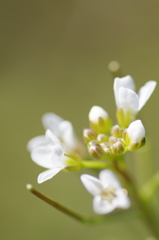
27;113;79;153
30;130;71;183
114;75;156;115
81;170;130;214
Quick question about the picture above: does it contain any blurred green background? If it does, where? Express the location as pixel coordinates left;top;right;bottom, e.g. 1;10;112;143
1;1;159;239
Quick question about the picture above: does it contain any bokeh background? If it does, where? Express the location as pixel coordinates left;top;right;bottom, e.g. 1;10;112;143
1;1;159;239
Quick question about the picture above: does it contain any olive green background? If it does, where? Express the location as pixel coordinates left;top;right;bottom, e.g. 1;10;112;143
1;1;159;239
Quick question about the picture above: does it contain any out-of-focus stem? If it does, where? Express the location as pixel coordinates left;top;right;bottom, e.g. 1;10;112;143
113;160;159;239
140;171;159;201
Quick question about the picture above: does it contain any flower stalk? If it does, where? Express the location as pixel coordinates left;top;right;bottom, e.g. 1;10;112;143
113;159;159;239
26;184;137;225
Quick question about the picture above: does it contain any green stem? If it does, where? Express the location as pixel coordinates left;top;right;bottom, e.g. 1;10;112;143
113;161;159;239
140;171;159;201
81;160;113;169
26;184;85;223
26;184;136;225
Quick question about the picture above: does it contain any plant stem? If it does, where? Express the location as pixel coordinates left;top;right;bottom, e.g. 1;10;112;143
81;160;113;169
113;160;159;239
140;171;159;201
26;184;136;225
26;184;85;223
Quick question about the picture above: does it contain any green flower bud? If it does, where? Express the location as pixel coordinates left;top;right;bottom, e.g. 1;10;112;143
87;140;98;148
109;136;117;144
89;144;104;160
111;139;125;155
100;142;112;157
83;129;96;143
111;125;123;138
97;134;108;143
89;106;112;134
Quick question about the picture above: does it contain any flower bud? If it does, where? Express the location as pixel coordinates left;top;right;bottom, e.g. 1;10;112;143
100;143;112;157
123;120;146;151
83;129;96;143
109;136;117;144
89;106;112;134
97;134;108;143
87;140;98;148
89;144;104;160
111;125;123;138
111;139;125;155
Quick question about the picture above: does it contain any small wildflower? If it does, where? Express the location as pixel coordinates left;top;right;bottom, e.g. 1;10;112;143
30;130;80;183
114;76;156;127
81;169;130;214
42;113;79;152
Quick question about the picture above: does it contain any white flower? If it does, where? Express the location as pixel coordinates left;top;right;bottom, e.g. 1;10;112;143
80;170;130;214
124;120;146;151
27;113;79;153
30;130;72;183
114;75;157;115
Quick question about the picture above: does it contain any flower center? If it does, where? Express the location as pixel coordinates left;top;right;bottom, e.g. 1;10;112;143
101;187;116;202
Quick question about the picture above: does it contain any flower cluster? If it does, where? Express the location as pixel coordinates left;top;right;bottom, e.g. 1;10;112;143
28;75;156;215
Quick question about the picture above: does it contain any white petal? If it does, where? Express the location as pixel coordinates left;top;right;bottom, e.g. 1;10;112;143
46;129;62;147
42;113;63;136
27;135;49;152
138;81;157;111
50;146;66;168
114;76;135;107
93;195;115;214
118;87;139;114
127;120;145;143
80;174;103;196
31;145;55;168
59;121;77;151
115;189;131;209
99;170;121;189
38;168;63;184
89;106;108;123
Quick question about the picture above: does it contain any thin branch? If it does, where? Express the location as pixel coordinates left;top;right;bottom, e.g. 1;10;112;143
26;184;136;225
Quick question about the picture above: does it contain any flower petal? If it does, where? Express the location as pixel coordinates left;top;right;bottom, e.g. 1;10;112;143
118;87;139;114
99;170;121;189
115;189;131;209
59;121;77;151
31;145;55;168
38;168;63;184
80;174;103;196
42;113;63;136
89;106;108;123
138;81;157;111
93;195;115;214
127;120;145;143
27;135;49;152
114;76;135;107
50;146;66;168
46;129;62;147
